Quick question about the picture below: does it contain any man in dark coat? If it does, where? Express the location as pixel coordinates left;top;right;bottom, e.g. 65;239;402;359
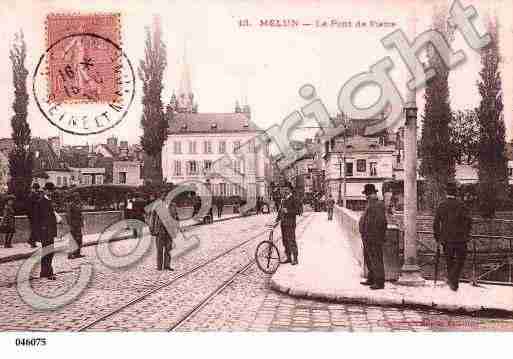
38;182;59;280
215;196;224;218
433;182;472;291
67;192;85;259
274;182;299;265
326;193;335;220
358;184;387;290
150;191;179;271
27;183;42;248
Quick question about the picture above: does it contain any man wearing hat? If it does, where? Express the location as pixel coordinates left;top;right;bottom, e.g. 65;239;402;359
149;191;179;271
433;182;472;291
38;182;59;279
27;183;42;248
67;192;85;259
358;184;387;290
275;181;300;265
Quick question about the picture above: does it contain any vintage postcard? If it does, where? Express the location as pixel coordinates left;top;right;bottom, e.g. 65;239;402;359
0;0;513;356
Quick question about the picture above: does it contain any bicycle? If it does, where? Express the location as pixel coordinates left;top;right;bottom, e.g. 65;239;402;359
255;224;284;274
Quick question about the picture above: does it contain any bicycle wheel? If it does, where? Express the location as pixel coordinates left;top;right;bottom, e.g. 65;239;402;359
255;240;281;274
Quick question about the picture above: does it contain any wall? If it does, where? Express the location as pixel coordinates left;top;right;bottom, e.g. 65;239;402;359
2;211;123;244
334;205;401;281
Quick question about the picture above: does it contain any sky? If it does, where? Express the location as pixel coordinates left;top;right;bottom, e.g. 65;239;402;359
0;0;512;147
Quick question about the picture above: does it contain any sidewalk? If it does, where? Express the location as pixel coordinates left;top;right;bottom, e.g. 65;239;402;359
270;213;513;314
0;212;242;264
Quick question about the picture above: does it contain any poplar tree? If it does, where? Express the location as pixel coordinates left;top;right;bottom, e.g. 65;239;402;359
139;17;168;184
477;17;507;218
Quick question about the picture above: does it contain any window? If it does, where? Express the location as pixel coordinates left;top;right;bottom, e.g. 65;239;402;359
63;176;68;186
233;140;241;154
370;162;378;177
97;175;104;185
174;160;182;176
249;139;256;153
188;141;197;154
119;172;127;184
220;183;227;196
219;141;226;154
357;159;366;172
57;176;62;186
203;140;212;154
187;160;198;175
345;162;353;177
204;160;212;172
173;141;182;154
509;167;513;177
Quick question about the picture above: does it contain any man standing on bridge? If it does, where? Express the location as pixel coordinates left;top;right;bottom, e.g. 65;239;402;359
433;182;472;291
275;182;299;265
359;184;387;290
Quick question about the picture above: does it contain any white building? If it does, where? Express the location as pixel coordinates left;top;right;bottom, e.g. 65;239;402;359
113;161;142;186
161;48;270;199
162;111;270;199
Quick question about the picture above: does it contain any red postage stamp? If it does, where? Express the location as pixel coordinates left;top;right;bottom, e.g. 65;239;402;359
45;13;122;104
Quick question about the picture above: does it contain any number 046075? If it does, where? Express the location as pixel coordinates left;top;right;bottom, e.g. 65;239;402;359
15;338;47;346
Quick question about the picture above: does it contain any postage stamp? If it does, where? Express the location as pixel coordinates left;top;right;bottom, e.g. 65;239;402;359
45;13;122;104
33;13;135;135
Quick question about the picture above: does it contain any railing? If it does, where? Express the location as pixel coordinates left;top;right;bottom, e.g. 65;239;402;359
416;230;513;286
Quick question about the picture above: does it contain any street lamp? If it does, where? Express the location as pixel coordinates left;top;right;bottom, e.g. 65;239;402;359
335;113;348;208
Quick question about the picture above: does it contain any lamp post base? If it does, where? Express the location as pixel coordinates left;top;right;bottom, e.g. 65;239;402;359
397;264;425;286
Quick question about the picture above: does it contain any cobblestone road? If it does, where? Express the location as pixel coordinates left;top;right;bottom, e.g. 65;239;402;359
1;212;512;332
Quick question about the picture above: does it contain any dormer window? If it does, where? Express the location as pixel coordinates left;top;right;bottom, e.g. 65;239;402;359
211;123;217;129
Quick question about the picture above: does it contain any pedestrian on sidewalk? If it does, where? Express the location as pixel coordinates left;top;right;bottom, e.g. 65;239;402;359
1;195;16;248
150;191;178;271
38;182;60;280
27;183;42;248
358;184;387;290
433;182;472;292
67;192;85;259
274;181;299;265
326;193;335;220
216;196;224;218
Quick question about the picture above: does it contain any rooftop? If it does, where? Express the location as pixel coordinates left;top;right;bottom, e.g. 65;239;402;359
167;112;259;134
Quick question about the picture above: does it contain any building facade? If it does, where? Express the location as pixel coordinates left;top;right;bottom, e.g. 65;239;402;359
113;161;143;186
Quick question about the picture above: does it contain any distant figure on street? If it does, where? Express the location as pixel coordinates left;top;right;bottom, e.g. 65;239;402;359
358;184;387;290
150;191;179;271
192;194;201;218
27;183;42;248
433;182;472;291
131;194;147;238
274;182;299;265
67;192;85;259
215;196;224;218
38;182;60;280
326;193;335;220
1;195;16;248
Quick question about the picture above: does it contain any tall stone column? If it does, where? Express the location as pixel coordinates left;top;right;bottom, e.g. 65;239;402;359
397;9;424;286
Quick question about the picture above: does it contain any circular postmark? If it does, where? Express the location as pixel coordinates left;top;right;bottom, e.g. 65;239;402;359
33;33;136;135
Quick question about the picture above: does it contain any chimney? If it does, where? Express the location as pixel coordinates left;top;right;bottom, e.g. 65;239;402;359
48;136;61;158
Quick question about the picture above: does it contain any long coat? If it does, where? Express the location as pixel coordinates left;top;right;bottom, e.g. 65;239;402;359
66;200;84;232
358;198;387;243
278;194;299;228
38;196;57;242
433;197;472;243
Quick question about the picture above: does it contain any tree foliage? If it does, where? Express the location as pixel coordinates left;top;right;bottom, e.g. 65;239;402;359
450;109;479;165
419;7;456;211
476;17;508;218
139;17;168;184
8;30;33;205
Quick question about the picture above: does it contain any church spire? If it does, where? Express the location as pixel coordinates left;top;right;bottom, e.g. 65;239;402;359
177;39;195;113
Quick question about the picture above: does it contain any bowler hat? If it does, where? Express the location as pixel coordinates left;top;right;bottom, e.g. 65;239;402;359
446;182;458;196
362;183;378;195
43;182;56;191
